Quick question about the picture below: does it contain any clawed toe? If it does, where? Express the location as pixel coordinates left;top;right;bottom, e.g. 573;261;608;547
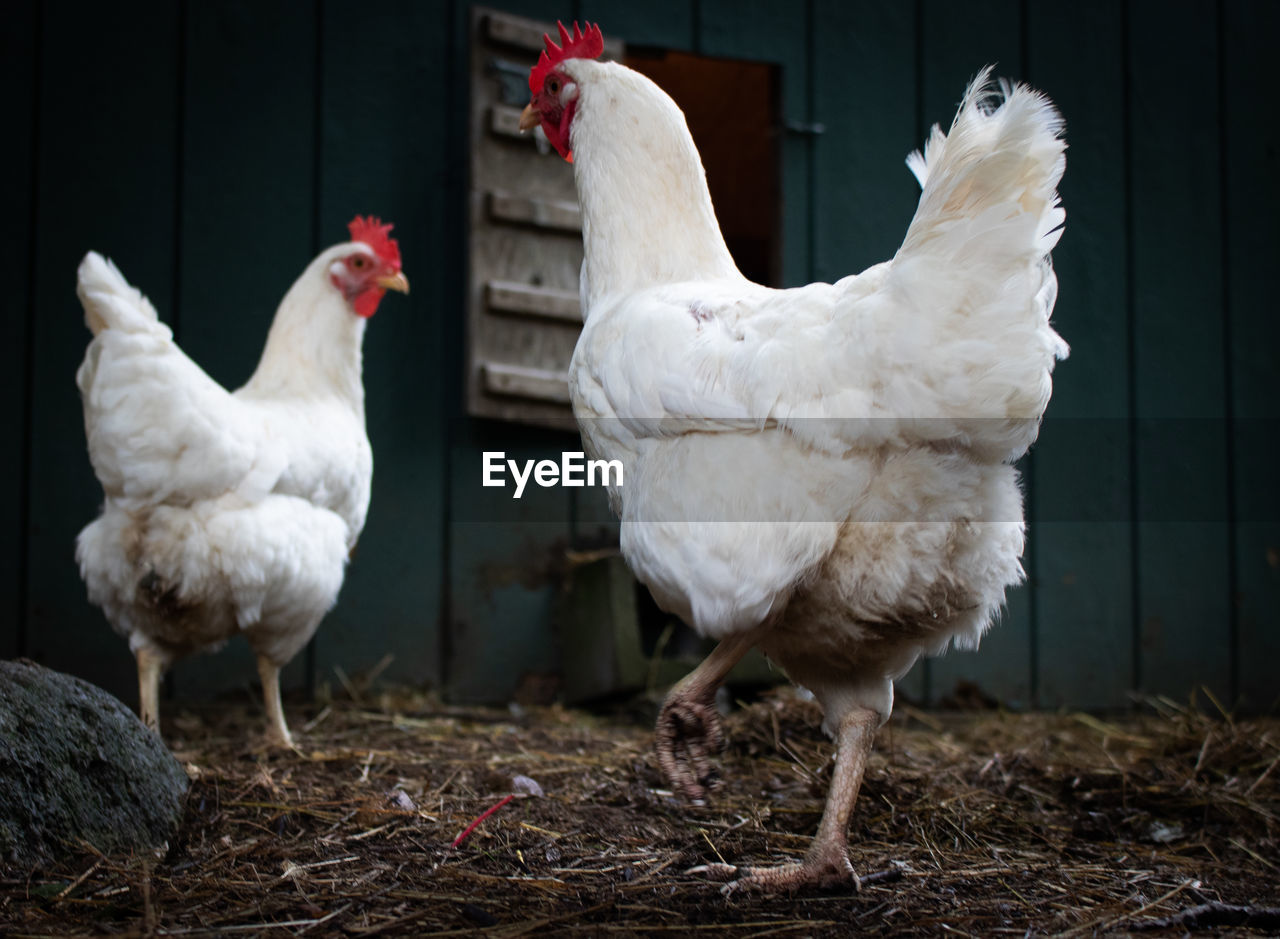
689;854;859;894
655;697;724;800
259;729;300;753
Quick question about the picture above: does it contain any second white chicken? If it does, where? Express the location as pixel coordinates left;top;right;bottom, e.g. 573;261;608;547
75;217;409;748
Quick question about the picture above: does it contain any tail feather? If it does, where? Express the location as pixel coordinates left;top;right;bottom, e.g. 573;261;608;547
903;66;1066;264
886;67;1068;461
76;251;164;337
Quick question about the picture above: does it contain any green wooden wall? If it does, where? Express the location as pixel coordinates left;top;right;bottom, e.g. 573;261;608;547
3;0;1276;712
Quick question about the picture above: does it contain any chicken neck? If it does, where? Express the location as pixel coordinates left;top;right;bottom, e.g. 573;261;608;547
239;247;368;408
567;60;745;311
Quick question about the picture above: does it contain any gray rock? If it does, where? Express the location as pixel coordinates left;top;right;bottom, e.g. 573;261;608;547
0;659;189;869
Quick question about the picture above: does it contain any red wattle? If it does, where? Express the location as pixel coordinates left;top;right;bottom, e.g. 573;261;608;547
353;287;385;318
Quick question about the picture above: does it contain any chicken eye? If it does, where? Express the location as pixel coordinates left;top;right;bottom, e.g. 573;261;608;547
351;256;367;270
547;76;560;95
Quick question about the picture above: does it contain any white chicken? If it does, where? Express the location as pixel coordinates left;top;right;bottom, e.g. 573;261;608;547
521;25;1067;890
75;217;409;748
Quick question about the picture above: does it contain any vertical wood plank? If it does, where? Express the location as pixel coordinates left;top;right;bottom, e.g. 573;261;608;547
26;0;180;702
445;2;577;703
169;0;319;703
1128;0;1231;705
1;4;38;660
812;0;925;704
314;0;451;694
919;0;1032;708
447;425;579;703
812;0;919;281
1027;2;1134;709
176;1;317;388
482;1;574;24
1223;0;1280;713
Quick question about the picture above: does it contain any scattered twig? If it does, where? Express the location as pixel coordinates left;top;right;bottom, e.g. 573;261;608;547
1130;901;1280;932
301;705;333;734
279;856;359;880
53;859;103;901
1061;879;1194;937
858;867;905;888
1246;747;1280;797
333;665;362;705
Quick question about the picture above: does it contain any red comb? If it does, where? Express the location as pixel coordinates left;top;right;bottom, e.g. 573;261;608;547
347;216;401;269
529;21;604;93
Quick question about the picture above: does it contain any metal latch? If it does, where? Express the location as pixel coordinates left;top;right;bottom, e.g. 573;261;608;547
784;120;826;136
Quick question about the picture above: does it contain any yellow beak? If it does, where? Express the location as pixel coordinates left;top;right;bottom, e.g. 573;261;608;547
376;271;410;294
519;103;541;132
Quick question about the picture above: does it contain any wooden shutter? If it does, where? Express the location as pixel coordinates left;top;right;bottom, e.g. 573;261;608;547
466;9;622;428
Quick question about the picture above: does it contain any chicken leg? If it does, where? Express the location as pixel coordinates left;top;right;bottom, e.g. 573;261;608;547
135;646;164;732
656;631;757;801
693;704;878;892
256;655;296;750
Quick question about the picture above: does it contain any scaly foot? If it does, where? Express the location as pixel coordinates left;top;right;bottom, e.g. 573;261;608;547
689;842;859;894
655;691;724;801
262;726;299;751
688;704;880;895
654;633;759;800
256;655;300;752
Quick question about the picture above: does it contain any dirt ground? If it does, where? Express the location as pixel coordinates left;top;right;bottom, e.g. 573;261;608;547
1;686;1278;937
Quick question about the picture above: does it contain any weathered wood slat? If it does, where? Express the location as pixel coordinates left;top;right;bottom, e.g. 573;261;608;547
487;280;582;322
484;9;551;51
490;103;533;140
468;6;583;429
485;8;623;58
450;4;579;706
488;191;582;233
481;361;573;404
